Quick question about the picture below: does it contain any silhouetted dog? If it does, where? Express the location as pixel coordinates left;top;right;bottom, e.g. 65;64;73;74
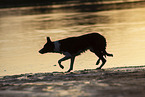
39;33;113;72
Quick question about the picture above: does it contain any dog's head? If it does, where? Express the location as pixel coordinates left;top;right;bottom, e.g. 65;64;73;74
39;37;54;54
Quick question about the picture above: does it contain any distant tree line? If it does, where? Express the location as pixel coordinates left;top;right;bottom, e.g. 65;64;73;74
0;0;144;8
0;0;73;8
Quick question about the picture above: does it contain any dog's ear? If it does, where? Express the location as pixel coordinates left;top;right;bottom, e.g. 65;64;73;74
47;37;52;42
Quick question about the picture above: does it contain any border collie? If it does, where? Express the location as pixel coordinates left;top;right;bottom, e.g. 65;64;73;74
39;33;113;72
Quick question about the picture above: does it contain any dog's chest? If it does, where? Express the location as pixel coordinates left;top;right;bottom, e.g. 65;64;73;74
54;41;71;56
54;41;60;52
53;40;88;57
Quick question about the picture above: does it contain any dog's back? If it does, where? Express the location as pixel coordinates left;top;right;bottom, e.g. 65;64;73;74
59;33;106;55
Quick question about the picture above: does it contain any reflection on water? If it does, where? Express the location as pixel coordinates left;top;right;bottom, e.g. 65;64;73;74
0;5;145;76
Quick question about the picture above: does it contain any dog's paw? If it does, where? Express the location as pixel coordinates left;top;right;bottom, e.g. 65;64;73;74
60;65;64;69
96;67;101;70
66;69;72;73
96;68;105;71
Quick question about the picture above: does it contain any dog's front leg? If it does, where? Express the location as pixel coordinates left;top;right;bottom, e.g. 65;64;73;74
67;56;75;72
96;59;100;65
58;55;71;69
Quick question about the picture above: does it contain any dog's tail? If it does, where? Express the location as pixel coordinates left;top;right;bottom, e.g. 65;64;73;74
103;50;113;57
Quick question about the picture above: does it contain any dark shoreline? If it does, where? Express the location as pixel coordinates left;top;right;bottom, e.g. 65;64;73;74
0;66;145;97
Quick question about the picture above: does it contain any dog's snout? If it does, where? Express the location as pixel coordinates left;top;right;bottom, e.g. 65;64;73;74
39;49;44;54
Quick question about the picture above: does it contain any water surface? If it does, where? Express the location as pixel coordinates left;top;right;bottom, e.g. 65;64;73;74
0;5;145;76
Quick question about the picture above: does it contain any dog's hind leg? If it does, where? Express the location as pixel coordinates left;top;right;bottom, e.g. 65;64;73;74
90;48;101;65
67;56;75;72
93;50;106;69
